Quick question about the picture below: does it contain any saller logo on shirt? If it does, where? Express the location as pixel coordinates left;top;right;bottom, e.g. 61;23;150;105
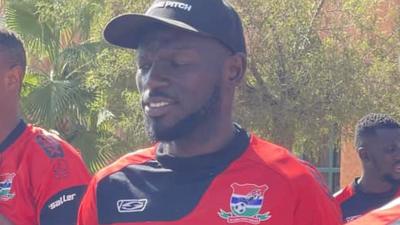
48;193;77;210
117;199;148;213
150;1;192;12
218;183;271;224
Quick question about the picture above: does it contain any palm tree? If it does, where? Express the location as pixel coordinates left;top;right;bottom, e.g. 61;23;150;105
5;0;119;172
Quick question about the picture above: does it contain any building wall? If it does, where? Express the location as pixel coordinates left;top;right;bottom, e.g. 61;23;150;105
340;132;362;188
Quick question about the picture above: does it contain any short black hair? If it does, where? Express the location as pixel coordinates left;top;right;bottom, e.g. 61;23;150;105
355;113;400;148
0;28;26;73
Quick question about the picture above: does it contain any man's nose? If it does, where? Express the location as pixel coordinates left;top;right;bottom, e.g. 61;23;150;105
143;61;170;90
393;141;400;159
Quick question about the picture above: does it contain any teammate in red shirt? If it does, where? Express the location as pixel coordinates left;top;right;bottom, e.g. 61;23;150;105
0;29;91;225
347;197;400;225
78;0;342;224
334;113;400;223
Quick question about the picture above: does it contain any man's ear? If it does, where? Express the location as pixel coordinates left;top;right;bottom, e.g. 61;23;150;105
358;147;370;163
224;52;246;86
5;65;23;93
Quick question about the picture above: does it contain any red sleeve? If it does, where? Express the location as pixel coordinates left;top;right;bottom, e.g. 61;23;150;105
31;133;91;225
77;177;100;225
293;163;342;225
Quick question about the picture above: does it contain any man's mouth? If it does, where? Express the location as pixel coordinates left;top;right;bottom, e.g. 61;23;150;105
144;98;175;118
394;163;400;173
148;102;170;108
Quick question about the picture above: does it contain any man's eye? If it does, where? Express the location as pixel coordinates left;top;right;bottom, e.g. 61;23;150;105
386;147;396;153
171;60;187;68
138;64;151;71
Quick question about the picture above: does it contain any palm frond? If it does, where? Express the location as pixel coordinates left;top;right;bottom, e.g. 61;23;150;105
5;0;59;61
23;77;94;128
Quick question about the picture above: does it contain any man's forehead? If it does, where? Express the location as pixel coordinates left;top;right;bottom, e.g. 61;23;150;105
372;128;400;143
0;48;15;65
375;128;400;135
0;47;12;57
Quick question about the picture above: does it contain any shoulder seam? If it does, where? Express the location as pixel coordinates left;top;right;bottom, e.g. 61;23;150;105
93;148;156;183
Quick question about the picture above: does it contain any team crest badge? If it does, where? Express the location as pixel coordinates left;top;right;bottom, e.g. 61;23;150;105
218;183;271;224
0;173;16;201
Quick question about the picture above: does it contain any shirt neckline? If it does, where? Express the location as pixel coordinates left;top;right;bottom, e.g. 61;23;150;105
0;120;27;153
156;124;250;171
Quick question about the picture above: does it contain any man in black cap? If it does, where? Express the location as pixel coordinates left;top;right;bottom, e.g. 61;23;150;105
78;0;342;224
335;113;400;223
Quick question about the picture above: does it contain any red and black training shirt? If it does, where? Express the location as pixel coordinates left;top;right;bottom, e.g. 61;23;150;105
0;120;91;225
334;178;400;223
78;126;341;225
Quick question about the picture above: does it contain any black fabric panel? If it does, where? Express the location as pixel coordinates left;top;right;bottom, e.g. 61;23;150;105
97;125;250;224
341;181;398;222
0;120;26;153
40;185;87;225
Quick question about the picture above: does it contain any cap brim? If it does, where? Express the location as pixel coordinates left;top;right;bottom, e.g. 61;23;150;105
103;14;199;49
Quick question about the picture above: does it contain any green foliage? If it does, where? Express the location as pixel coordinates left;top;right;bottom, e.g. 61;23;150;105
232;0;400;157
5;0;120;173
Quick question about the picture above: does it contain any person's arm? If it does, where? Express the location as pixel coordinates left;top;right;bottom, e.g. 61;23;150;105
31;134;91;225
77;177;100;225
293;164;342;225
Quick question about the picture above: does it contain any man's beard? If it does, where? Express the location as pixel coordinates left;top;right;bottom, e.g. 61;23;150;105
383;174;400;186
144;86;221;142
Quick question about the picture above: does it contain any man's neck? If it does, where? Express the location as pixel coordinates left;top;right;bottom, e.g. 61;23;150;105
358;175;395;194
161;120;235;158
0;116;21;145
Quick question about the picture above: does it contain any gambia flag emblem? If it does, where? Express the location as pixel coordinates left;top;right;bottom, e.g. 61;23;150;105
0;173;15;201
218;183;271;224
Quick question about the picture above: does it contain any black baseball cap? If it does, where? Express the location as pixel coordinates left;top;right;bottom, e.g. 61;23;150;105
103;0;246;53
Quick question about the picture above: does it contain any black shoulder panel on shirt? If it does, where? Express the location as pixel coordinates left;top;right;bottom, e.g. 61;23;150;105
97;161;218;223
40;185;87;225
340;186;398;222
0;120;26;153
96;126;250;224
